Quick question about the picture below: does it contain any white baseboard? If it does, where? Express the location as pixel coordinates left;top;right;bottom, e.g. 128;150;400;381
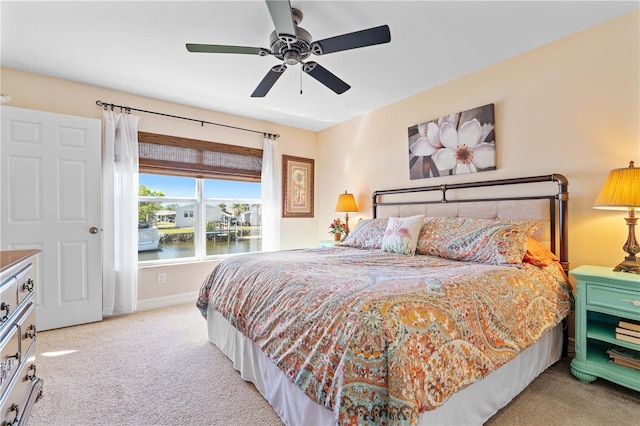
137;291;199;311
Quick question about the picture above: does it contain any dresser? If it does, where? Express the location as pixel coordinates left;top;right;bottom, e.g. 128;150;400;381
0;250;43;425
570;265;640;391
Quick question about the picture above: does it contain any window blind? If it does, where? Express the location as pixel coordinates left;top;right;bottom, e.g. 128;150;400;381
138;132;263;182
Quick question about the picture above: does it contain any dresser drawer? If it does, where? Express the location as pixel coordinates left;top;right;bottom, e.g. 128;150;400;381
586;283;640;318
0;352;38;426
17;303;36;359
0;279;18;329
0;327;20;398
14;264;34;307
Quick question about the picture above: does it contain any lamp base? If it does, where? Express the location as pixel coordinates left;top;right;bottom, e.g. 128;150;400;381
344;213;350;237
613;257;639;274
612;209;639;274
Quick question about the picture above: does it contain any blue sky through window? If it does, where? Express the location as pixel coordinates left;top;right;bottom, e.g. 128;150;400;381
140;174;260;199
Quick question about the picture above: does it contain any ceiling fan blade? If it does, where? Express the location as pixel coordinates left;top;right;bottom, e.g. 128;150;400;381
186;44;269;55
310;25;391;55
265;0;297;42
251;64;288;97
302;62;350;95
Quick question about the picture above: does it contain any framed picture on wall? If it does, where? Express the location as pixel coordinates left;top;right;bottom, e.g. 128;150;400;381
282;155;314;218
408;103;496;180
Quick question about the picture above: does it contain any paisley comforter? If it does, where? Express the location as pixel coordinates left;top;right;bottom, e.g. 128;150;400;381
197;246;572;425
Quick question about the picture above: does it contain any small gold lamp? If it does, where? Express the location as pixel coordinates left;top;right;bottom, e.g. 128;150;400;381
594;161;640;274
335;191;358;236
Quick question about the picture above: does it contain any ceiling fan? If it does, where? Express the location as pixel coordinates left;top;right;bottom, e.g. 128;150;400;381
186;0;391;97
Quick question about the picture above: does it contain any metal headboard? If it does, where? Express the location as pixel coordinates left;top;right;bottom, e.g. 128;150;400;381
372;174;569;273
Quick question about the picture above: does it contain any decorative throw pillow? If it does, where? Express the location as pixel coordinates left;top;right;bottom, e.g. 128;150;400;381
523;237;559;267
381;215;426;255
342;218;389;249
415;217;540;265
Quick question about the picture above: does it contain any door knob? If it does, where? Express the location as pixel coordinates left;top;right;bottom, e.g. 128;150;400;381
89;227;99;234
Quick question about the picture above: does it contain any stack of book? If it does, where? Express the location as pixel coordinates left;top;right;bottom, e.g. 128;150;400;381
607;345;640;371
615;319;640;346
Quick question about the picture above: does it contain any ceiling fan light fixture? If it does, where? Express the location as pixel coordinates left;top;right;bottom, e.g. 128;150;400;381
284;49;300;65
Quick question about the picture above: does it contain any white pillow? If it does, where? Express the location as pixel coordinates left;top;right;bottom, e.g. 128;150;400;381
381;215;426;255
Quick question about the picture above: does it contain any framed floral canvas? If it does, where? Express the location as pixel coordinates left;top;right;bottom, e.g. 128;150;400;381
282;155;314;218
408;103;496;180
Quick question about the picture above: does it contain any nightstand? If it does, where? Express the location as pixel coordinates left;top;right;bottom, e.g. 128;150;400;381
319;240;342;247
570;265;640;391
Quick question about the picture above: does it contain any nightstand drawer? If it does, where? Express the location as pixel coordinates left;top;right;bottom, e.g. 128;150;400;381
587;284;640;318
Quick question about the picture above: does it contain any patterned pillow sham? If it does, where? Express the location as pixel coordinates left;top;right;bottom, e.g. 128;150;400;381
342;217;389;249
415;217;541;265
381;215;426;255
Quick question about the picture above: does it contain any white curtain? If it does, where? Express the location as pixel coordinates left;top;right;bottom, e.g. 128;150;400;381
261;137;281;251
102;109;140;316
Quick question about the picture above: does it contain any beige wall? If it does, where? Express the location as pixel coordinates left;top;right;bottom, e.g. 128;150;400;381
317;10;640;275
0;68;319;302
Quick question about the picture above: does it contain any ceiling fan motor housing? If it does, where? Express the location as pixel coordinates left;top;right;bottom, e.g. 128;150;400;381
269;8;312;65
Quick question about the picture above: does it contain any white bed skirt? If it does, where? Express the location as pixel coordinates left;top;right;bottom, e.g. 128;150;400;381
207;307;562;426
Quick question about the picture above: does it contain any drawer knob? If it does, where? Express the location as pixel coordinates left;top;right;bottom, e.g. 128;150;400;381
26;364;37;381
22;279;34;293
0;303;9;322
5;403;20;425
25;324;36;339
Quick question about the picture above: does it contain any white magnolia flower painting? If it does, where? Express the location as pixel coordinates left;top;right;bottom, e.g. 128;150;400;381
408;104;496;180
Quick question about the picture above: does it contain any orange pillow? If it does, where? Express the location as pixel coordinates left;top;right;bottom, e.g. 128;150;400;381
523;238;559;267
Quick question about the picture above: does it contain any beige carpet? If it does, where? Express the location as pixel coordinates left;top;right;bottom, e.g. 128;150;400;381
27;303;640;426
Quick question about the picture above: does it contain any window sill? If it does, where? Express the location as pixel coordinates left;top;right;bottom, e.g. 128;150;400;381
137;252;251;269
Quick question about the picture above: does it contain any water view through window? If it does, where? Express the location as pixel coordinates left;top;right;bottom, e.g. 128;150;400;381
138;174;262;262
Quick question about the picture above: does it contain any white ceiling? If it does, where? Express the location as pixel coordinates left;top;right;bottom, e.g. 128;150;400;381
2;1;638;131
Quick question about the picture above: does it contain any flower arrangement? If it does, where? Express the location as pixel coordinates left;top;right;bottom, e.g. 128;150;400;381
328;218;346;235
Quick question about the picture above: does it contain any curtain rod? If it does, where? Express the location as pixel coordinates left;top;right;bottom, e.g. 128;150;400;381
95;100;279;139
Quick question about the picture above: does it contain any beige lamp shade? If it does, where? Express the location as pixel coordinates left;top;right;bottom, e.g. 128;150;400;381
335;191;358;212
594;161;640;210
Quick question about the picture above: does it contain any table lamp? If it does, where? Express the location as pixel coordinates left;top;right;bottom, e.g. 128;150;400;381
594;161;640;274
335;191;358;237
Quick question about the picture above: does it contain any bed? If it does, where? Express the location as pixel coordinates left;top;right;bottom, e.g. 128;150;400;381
197;174;573;425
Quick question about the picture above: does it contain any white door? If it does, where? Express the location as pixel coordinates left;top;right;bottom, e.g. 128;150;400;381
1;105;102;330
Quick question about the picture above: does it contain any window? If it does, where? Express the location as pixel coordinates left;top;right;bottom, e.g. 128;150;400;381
137;132;263;264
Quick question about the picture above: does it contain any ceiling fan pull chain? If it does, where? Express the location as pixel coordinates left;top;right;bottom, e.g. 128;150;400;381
300;65;303;95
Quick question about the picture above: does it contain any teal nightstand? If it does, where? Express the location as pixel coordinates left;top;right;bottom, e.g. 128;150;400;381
570;265;640;391
319;240;342;247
